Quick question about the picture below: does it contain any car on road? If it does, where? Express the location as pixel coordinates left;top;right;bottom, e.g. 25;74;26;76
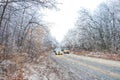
62;49;70;54
53;48;63;55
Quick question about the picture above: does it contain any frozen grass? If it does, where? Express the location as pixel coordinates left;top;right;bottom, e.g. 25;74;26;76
72;51;120;61
0;51;76;80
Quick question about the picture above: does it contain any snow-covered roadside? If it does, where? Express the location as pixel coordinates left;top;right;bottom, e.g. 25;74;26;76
23;55;76;80
0;51;77;80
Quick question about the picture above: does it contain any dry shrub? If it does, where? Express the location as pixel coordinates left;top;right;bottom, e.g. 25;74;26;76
73;50;120;61
0;53;28;80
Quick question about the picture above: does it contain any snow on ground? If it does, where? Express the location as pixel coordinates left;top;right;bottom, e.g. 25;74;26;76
23;55;76;80
0;51;77;80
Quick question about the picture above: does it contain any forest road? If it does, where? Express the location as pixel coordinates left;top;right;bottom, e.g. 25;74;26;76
51;53;120;80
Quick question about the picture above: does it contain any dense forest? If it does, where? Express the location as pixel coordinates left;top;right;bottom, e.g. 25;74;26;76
0;0;57;60
0;0;120;80
0;0;60;80
62;0;120;53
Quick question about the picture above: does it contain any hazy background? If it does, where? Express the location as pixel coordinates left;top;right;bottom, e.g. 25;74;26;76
43;0;105;42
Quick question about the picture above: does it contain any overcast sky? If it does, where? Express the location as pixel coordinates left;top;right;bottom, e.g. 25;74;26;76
43;0;105;42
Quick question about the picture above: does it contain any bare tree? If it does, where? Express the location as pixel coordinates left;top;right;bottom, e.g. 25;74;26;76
63;0;120;53
0;0;57;59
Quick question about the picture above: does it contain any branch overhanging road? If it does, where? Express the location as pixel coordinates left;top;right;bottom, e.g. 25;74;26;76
51;53;120;80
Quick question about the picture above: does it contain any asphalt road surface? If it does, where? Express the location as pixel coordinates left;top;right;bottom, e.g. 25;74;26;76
51;54;120;80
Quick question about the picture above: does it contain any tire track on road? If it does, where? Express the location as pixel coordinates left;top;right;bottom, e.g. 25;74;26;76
65;54;120;74
54;55;100;80
60;55;120;80
68;54;120;68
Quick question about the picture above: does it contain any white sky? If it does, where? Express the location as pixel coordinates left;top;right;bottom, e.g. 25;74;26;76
43;0;105;42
